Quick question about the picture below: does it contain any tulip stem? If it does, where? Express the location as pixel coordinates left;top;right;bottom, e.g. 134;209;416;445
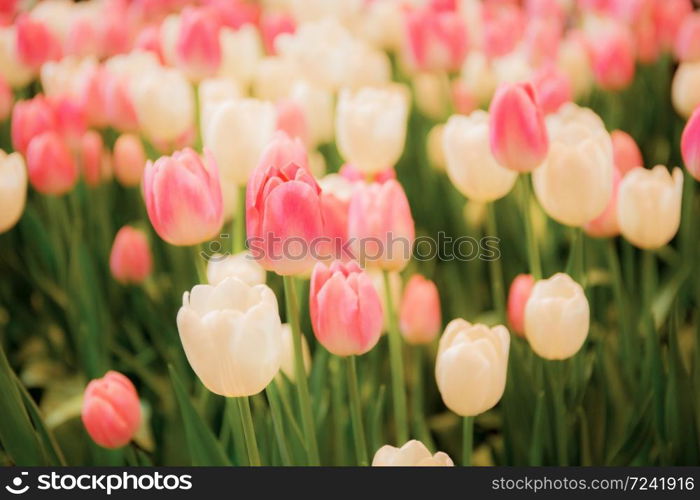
565;228;585;285
193;245;208;283
346;356;369;466
606;240;633;375
265;383;292;466
236;396;261;466
521;175;542;280
411;346;435;450
383;270;409;445
233;185;247;254
462;416;474;466
283;275;321;465
485;203;506;322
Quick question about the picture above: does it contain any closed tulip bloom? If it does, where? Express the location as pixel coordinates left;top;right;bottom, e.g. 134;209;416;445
289;79;334;147
507;274;535;337
218;25;262;89
11;96;57;154
399;275;441;345
26;131;77;196
15;15;61;69
81;371;141;449
531;65;572;115
204;98;276;187
403;4;469;72
79;130;104;187
525;273;589;360
672;62;700;119
318;173;355;261
113;134;146;187
109;226;153;285
246;136;324;275
207;251;266;287
347;179;415;272
261;12;296;55
372;440;454;467
587;23;636;91
0;150;27;233
489;82;549;173
336;86;408;176
175;7;222;81
681;107;700;181
435;319;510;417
459;52;497;107
557;31;593;99
279;324;311;382
584;167;622;238
198;77;241;136
617;166;684;250
611;130;643;176
443;111;518;203
0;26;34;88
276;99;309;146
0;75;11;121
675;13;700;62
310;260;383;357
177;277;282;397
143;148;223;246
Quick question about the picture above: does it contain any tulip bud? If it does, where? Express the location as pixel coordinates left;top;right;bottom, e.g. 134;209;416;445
261;12;296;55
0;26;34;88
336;87;408;176
403;4;469;72
412;71;451;121
557;32;593;99
399;275;441;345
218;25;262;89
427;124;446;172
525;273;589;360
276;99;309;147
347;179;415;272
435;319;510;416
675;12;700;62
310;260;383;357
530;65;572;115
617;166;684;250
372;440;454;466
207;251;266;287
81;371;141;449
177;278;283;397
0;150;27;233
204;98;276;187
175;7;222;81
143;148;224;246
79;130;105;187
288;79;334;147
318;173;355;261
489;82;549;173
11;96;57;154
584;167;622;238
113;133;146;187
611;130;643;176
507;274;535;337
0;75;12;121
587;23;636;91
459;51;497;107
279;324;311;382
15;15;61;69
672;62;700;119
26;131;78;196
109;226;153;285
443;111;518;203
681;107;700;182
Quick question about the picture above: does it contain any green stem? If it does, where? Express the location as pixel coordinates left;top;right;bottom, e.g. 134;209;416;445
606;240;634;375
462;416;474;466
124;444;139;466
383;270;409;445
485;203;506;322
282;275;320;465
411;346;435;450
193;244;207;284
521;175;542;280
266;382;292;466
346;356;369;466
225;393;247;465
236;397;261;466
233;185;247;254
565;227;584;284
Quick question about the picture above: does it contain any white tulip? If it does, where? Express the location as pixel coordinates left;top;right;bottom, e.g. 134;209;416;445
443;111;518;202
459;51;497;106
0;27;33;88
206;252;266;287
198;77;242;139
289;79;334;147
252;56;299;101
435;319;510;417
557;35;593;98
524;273;589;360
413;72;451;121
672;62;700;119
279;324;312;382
617;166;684;249
176;278;282;397
218;25;262;90
0;150;28;233
372;440;454;467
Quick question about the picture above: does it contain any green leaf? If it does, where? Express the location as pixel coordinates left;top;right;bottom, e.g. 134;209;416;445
168;365;231;466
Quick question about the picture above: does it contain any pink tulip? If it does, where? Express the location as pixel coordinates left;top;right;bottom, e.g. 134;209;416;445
82;371;141;449
76;65;111;129
26;131;78;196
64;19;101;59
276;99;309;147
587;24;636;91
585;167;622;238
261;12;295;55
79;130;105;187
404;4;469;72
339;163;396;184
113;133;147;187
207;0;260;30
110;226;153;284
523;18;563;67
681;107;700;182
347;179;415;272
399;274;441;345
50;95;88;146
176;7;222;79
246;134;324;275
143;148;224;246
531;65;572;115
653;0;693;51
101;71;139;132
450;79;477;116
489;82;549;173
675;12;700;63
0;75;12;122
15;15;62;68
611;130;644;176
310;260;383;356
507;274;535;337
11;96;57;154
134;25;165;63
482;2;526;59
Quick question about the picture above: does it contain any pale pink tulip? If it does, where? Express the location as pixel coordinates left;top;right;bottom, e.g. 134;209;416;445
399;275;441;345
507;274;535;337
175;7;222;80
611;130;644;176
114;134;147;187
15;15;61;69
110;226;153;285
585;167;622;238
587;24;636;91
403;4;468;72
339;163;396;184
676;12;700;63
482;2;526;59
531;65;572;115
26;131;78;196
79;130;105;187
261;12;295;55
276;99;309;147
0;75;11;121
681;106;700;181
11;96;57;154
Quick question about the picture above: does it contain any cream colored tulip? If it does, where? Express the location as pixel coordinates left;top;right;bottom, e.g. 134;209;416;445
524;273;589;360
459;51;497;106
204;98;276;186
40;56;97;97
427;124;446;172
176;278;282;397
279;324;312;382
533;104;614;227
336;86;408;175
198;77;242;139
372;440;454;467
443;111;518;202
413;72;451;121
0;151;27;233
617;166;684;249
435;319;510;417
253;56;299;101
218;25;262;90
0;27;33;88
672;62;700;119
289;79;334;147
207;252;266;287
558;35;593;98
358;0;403;51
